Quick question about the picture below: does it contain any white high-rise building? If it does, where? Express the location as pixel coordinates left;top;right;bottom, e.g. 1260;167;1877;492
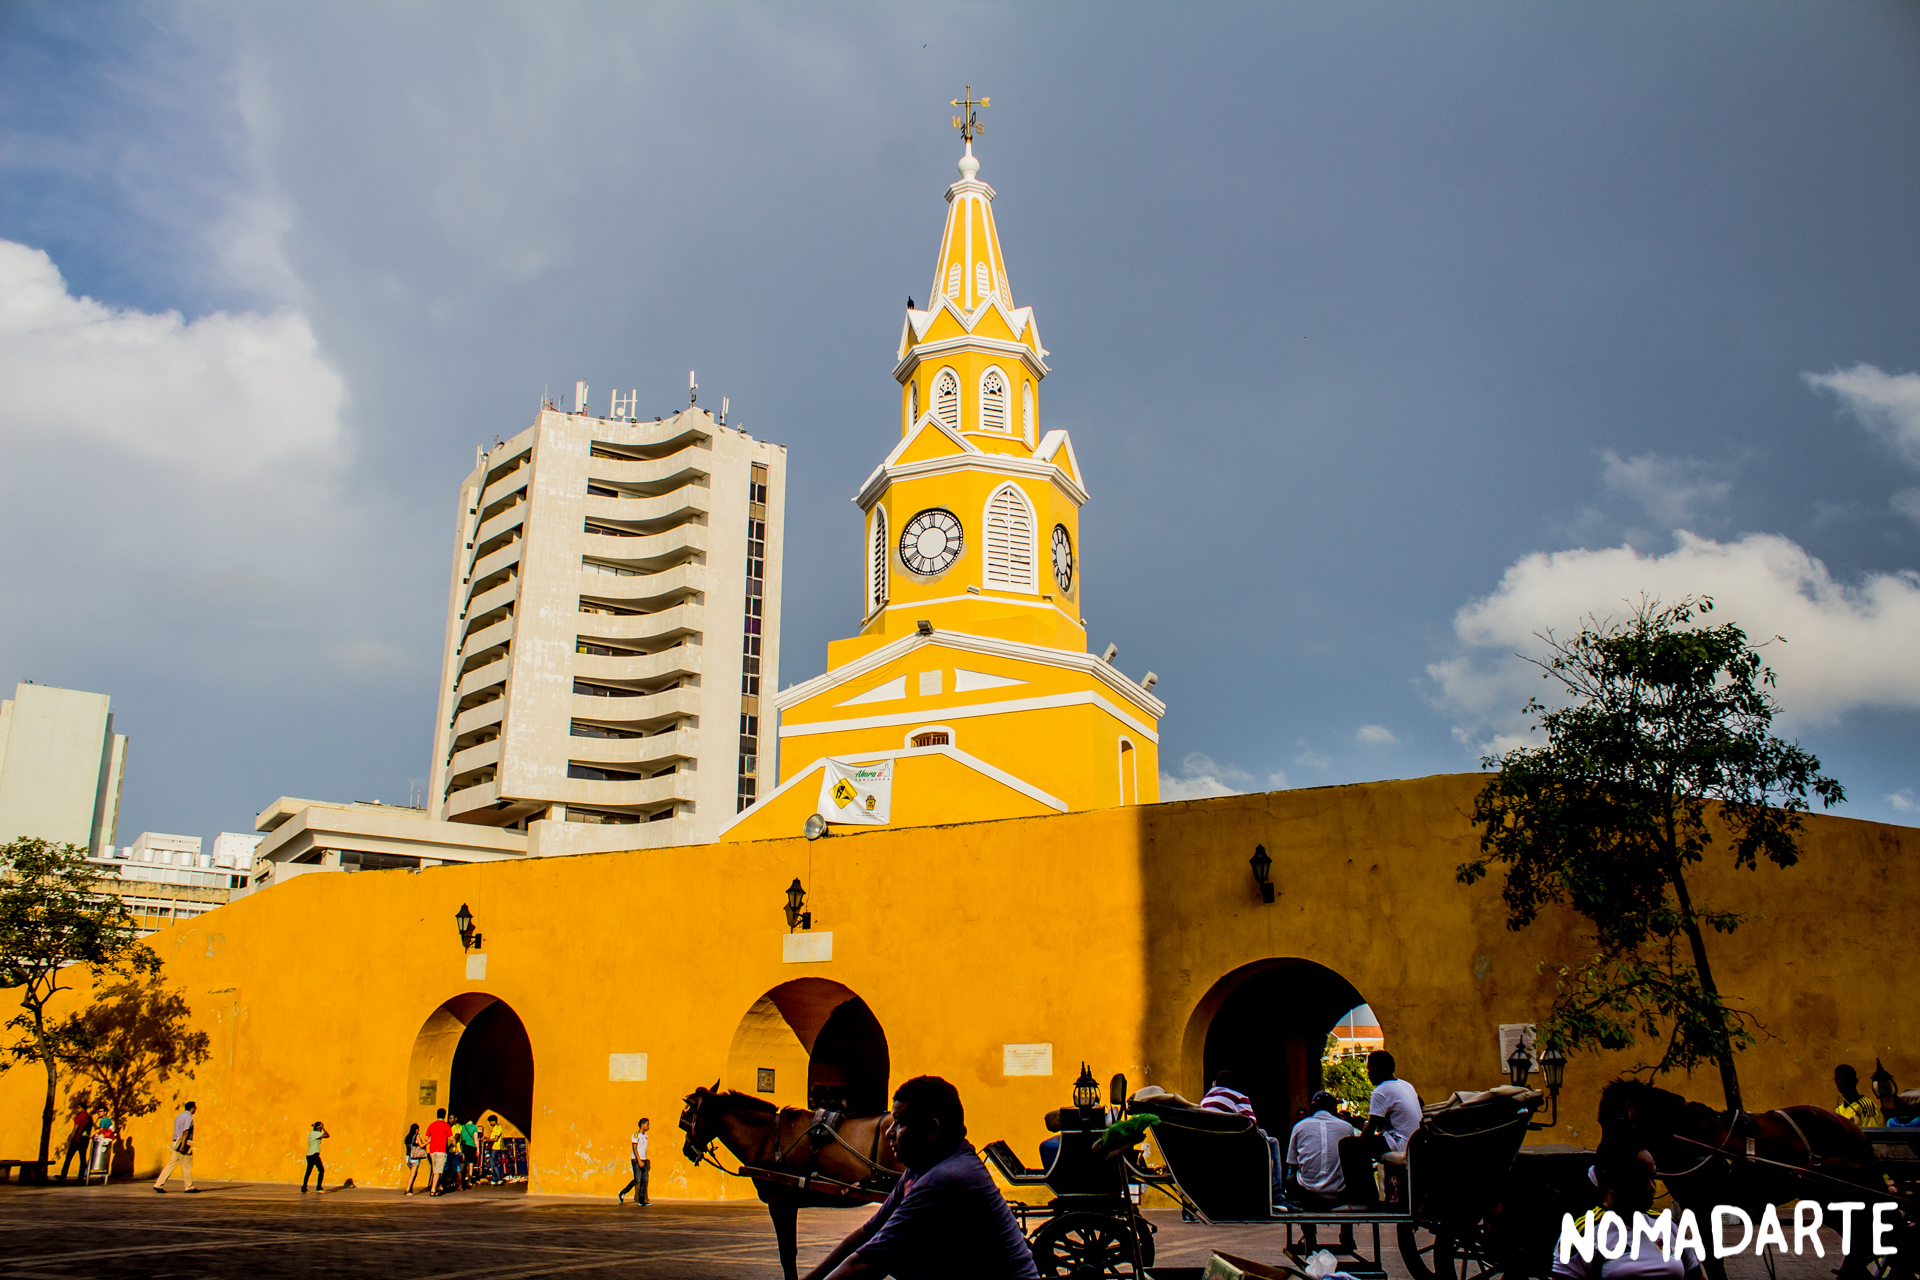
426;385;785;853
0;682;126;853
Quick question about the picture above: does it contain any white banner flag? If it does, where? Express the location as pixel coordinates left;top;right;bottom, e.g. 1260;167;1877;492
817;759;893;826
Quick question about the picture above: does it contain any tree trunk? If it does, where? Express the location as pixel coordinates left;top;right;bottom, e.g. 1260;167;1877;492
35;1004;56;1185
1669;866;1742;1110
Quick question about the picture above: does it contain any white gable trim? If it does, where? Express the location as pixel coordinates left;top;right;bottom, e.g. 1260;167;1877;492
774;631;1165;721
895;333;1049;384
855;453;1090;513
780;690;1160;746
838;675;907;706
1034;430;1082;487
717;743;1068;838
882;411;980;469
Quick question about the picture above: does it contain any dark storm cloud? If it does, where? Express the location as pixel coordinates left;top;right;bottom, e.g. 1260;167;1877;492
2;0;1916;842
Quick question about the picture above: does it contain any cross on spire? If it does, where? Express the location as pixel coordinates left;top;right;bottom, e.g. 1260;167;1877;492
951;86;989;143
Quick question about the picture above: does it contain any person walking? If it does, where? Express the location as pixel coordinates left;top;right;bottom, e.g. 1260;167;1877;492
617;1118;651;1205
425;1108;453;1196
153;1101;198;1193
57;1096;94;1181
301;1121;329;1193
403;1123;428;1195
460;1115;480;1187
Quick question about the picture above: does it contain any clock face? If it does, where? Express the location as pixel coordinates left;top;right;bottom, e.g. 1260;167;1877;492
899;508;964;576
1051;524;1074;593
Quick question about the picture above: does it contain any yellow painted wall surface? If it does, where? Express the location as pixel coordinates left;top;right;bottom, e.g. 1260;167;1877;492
3;775;1910;1198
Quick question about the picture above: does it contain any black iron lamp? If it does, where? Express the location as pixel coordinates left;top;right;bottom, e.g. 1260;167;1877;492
1521;1041;1569;1130
1249;844;1275;904
1506;1042;1533;1088
784;878;811;932
455;903;482;951
1073;1063;1101;1112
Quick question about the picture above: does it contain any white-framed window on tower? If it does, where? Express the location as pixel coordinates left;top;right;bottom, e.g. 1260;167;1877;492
906;380;918;431
982;482;1037;592
979;367;1009;434
1021;381;1035;445
975;261;992;303
932;368;960;431
869;506;889;614
946;263;962;300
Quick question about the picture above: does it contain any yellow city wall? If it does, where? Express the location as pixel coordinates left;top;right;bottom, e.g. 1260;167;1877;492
2;775;1910;1194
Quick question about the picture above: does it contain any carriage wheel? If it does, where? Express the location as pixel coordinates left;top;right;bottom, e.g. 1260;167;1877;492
1031;1211;1143;1279
1397;1223;1509;1280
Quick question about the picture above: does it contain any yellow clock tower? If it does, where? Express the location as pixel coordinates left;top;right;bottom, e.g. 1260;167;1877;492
724;107;1162;839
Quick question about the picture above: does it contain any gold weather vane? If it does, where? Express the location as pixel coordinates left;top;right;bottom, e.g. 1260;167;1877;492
951;86;989;142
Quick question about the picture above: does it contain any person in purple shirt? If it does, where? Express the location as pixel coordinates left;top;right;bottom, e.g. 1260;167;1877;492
804;1075;1039;1280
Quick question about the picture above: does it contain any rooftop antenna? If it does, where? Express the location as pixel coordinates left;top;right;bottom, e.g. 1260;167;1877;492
721;396;730;425
689;370;698;406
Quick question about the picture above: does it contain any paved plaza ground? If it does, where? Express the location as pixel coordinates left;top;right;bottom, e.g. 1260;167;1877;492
0;1179;1862;1279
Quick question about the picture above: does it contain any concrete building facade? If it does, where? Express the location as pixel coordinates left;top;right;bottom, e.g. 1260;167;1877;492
0;682;126;853
426;393;786;855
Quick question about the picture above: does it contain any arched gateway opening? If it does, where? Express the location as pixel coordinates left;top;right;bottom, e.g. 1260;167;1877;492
406;994;536;1159
725;978;890;1115
1184;959;1375;1134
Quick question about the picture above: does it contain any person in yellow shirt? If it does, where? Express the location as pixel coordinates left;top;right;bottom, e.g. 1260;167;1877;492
1835;1064;1885;1130
486;1114;505;1184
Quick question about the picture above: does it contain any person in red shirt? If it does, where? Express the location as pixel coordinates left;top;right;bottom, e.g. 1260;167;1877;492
425;1108;453;1196
58;1096;94;1181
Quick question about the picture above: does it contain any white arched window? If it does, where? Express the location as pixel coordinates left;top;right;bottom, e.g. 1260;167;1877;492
982;482;1037;592
932;369;960;431
946;263;962;300
907;381;918;430
979;368;1009;434
975;261;991;303
870;507;889;613
1021;382;1035;444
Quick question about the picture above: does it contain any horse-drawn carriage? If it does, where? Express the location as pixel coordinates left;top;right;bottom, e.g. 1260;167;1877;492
983;1072;1557;1280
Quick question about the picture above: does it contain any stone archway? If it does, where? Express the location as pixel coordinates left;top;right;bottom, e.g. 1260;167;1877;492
405;994;536;1147
725;978;891;1116
1182;958;1373;1134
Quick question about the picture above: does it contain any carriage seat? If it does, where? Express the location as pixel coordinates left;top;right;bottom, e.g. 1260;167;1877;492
1142;1109;1272;1222
982;1139;1051;1186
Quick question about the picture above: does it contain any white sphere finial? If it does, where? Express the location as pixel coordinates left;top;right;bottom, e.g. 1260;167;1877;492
958;144;979;180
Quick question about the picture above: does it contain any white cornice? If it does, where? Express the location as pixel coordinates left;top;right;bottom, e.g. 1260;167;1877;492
853;447;1091;512
716;741;1067;840
773;630;1166;722
895;331;1048;385
781;690;1160;746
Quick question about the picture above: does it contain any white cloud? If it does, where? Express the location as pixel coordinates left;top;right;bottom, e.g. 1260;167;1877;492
1807;364;1920;468
0;240;344;477
1159;752;1285;801
1430;532;1920;746
1890;789;1918;814
1598;450;1733;528
1294;740;1331;769
1893;489;1920;527
1355;724;1397;746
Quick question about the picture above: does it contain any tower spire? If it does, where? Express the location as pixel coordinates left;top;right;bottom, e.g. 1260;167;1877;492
930;87;1011;313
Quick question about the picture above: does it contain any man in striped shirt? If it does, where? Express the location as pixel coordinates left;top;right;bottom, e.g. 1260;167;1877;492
1200;1071;1256;1119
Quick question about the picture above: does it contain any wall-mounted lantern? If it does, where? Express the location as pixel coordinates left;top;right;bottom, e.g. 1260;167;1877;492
455;903;482;951
1249;844;1275;904
1073;1063;1101;1112
1510;1039;1569;1129
784;878;812;932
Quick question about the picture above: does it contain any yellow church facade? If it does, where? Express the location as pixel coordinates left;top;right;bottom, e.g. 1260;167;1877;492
726;140;1161;843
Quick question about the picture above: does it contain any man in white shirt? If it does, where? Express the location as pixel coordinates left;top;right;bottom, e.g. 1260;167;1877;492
1286;1092;1357;1255
153;1101;197;1193
1336;1052;1420;1208
617;1118;651;1205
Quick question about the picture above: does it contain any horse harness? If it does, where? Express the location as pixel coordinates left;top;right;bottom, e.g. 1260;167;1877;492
1650;1108;1820;1181
775;1109;895;1183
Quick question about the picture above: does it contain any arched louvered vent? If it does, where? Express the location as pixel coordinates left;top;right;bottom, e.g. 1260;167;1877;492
871;507;889;611
946;263;962;299
1022;382;1035;443
983;483;1037;592
980;368;1008;433
975;261;991;303
933;369;960;431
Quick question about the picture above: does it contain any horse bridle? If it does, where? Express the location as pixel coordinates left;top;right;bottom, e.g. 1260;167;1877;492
1646;1108;1818;1181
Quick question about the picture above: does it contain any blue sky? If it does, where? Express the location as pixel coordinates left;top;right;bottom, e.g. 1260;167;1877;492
2;1;1917;847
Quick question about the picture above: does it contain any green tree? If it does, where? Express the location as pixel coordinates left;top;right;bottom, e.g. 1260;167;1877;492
49;971;210;1138
0;838;156;1182
1457;597;1843;1110
1321;1034;1372;1111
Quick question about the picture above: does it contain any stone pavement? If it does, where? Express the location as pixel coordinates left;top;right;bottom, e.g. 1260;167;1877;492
0;1179;1864;1278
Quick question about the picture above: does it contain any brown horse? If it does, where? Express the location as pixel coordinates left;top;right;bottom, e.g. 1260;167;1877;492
679;1084;904;1280
1596;1079;1886;1280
